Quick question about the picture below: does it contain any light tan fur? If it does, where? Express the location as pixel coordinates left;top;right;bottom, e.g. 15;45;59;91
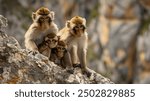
58;16;90;73
24;7;58;52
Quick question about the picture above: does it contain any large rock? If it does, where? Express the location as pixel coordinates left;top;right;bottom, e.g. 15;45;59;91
0;15;113;84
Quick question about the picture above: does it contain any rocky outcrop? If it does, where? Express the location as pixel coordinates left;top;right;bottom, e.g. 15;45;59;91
0;15;113;84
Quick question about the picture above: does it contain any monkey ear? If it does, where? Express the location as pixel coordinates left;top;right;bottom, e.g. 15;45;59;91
32;12;36;21
66;21;70;28
50;11;55;20
83;18;86;25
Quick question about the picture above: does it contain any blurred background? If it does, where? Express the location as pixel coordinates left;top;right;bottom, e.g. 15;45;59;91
0;0;150;84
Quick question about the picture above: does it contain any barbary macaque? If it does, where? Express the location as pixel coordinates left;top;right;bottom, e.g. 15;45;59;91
58;16;91;74
50;40;72;68
24;7;58;52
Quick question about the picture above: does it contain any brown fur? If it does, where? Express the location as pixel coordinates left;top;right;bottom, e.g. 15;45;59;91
70;16;85;24
46;33;57;39
57;41;66;47
24;7;58;52
50;40;72;68
36;7;50;15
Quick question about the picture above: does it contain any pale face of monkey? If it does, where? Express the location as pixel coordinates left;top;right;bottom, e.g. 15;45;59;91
65;16;86;37
71;24;86;37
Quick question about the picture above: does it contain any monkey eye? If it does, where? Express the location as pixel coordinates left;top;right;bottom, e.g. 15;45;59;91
61;47;65;50
52;40;57;43
46;39;51;43
57;47;65;51
80;25;85;29
62;48;66;50
73;26;79;30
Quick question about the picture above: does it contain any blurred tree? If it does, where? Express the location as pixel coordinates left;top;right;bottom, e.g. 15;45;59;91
98;0;142;83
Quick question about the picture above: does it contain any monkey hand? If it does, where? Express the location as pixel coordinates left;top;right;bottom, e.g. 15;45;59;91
73;63;81;68
28;49;39;55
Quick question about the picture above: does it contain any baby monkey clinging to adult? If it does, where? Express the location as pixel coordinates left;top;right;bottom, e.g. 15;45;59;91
50;40;72;68
38;33;58;58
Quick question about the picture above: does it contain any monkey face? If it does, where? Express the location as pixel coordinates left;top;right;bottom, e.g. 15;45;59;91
36;15;52;23
67;16;86;37
32;7;55;23
39;16;51;22
55;45;66;58
45;36;58;48
72;24;86;37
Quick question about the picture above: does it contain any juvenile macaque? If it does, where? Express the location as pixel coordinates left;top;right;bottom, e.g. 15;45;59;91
58;16;91;74
50;40;72;68
38;33;58;58
24;7;58;52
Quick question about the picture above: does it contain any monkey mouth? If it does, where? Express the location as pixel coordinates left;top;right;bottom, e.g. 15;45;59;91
74;31;83;37
57;52;64;58
70;29;83;37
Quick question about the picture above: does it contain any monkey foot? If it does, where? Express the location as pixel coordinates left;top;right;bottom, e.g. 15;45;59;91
65;66;74;74
82;68;93;77
28;50;39;55
73;64;81;68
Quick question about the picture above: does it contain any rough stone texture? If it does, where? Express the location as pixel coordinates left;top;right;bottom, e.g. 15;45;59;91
0;15;113;84
98;0;141;83
0;15;8;31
